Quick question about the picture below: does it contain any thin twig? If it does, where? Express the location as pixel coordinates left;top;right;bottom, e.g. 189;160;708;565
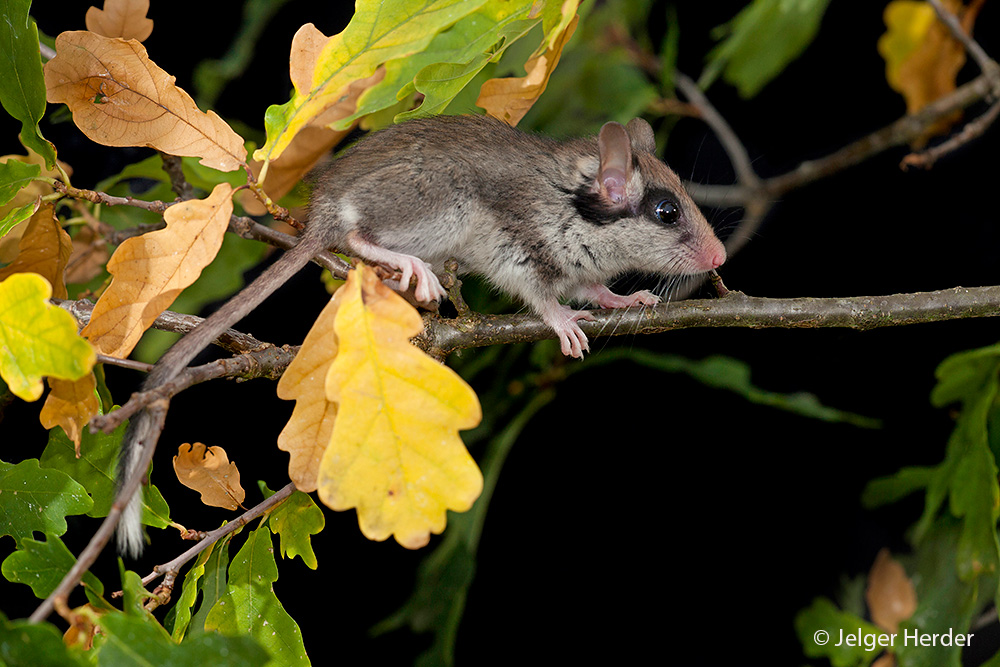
160;154;196;200
140;482;296;588
902;96;1000;169
90;344;299;433
96;354;154;373
927;0;997;83
30;401;169;623
687;71;997;208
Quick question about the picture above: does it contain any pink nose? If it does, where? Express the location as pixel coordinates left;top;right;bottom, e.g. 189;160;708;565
706;240;726;269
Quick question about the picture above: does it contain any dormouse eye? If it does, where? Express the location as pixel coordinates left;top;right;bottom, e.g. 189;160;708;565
655;199;680;224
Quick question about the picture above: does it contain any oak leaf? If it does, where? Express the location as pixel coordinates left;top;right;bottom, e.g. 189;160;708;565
86;0;154;42
0;273;96;401
81;183;233;358
476;10;578;125
878;0;984;146
318;264;482;549
40;374;99;455
0;204;73;299
865;548;917;634
173;442;246;510
276;286;345;492
256;0;486;164
44;31;246;172
244;24;386;214
0;151;71;262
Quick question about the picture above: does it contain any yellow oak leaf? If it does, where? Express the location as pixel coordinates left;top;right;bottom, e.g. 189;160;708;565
44;31;245;172
0;204;73;299
40;373;99;455
0;273;96;401
476;12;578;125
318;264;482;549
866;548;917;634
173;442;246;510
81;183;233;358
878;0;984;146
276;287;345;493
86;0;154;42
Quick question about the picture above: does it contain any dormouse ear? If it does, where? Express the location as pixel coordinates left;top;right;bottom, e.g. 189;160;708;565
626;118;656;153
597;121;632;207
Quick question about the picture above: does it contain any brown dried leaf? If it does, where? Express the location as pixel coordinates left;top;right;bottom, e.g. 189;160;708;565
866;548;918;633
80;183;233;358
40;373;99;455
173;442;245;510
476;14;578;126
65;223;109;285
886;0;984;146
0;151;71;262
44;31;246;172
63;603;104;650
86;0;154;42
275;288;345;492
0;203;73;299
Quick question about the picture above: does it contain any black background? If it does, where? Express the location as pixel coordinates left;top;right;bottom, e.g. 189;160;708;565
4;1;1000;665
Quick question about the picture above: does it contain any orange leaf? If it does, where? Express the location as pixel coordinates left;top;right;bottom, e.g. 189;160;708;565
476;13;578;126
878;0;985;146
0;203;73;299
86;0;154;42
39;373;99;455
44;31;245;172
81;183;233;358
173;442;245;510
866;548;918;633
275;287;345;493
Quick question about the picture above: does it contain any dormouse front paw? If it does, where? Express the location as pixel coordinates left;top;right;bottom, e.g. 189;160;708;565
572;283;660;309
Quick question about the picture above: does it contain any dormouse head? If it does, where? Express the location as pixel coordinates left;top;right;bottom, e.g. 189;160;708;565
587;118;726;275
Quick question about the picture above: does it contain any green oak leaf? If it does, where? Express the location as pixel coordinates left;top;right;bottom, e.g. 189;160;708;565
258;0;488;162
40;412;172;528
0;272;96;401
794;597;884;667
701;0;832;98
0;158;41;210
263;483;325;570
0;200;38;239
0;610;88;667
0;458;92;543
95;611;267;666
188;531;236;636
0;0;57;167
205;525;308;665
165;542;217;641
1;533;103;599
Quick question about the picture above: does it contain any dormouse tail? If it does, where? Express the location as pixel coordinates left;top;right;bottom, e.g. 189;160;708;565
114;233;326;556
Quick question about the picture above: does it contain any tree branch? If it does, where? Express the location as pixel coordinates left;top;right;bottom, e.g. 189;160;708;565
90;343;298;433
416;286;1000;356
140;482;296;589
